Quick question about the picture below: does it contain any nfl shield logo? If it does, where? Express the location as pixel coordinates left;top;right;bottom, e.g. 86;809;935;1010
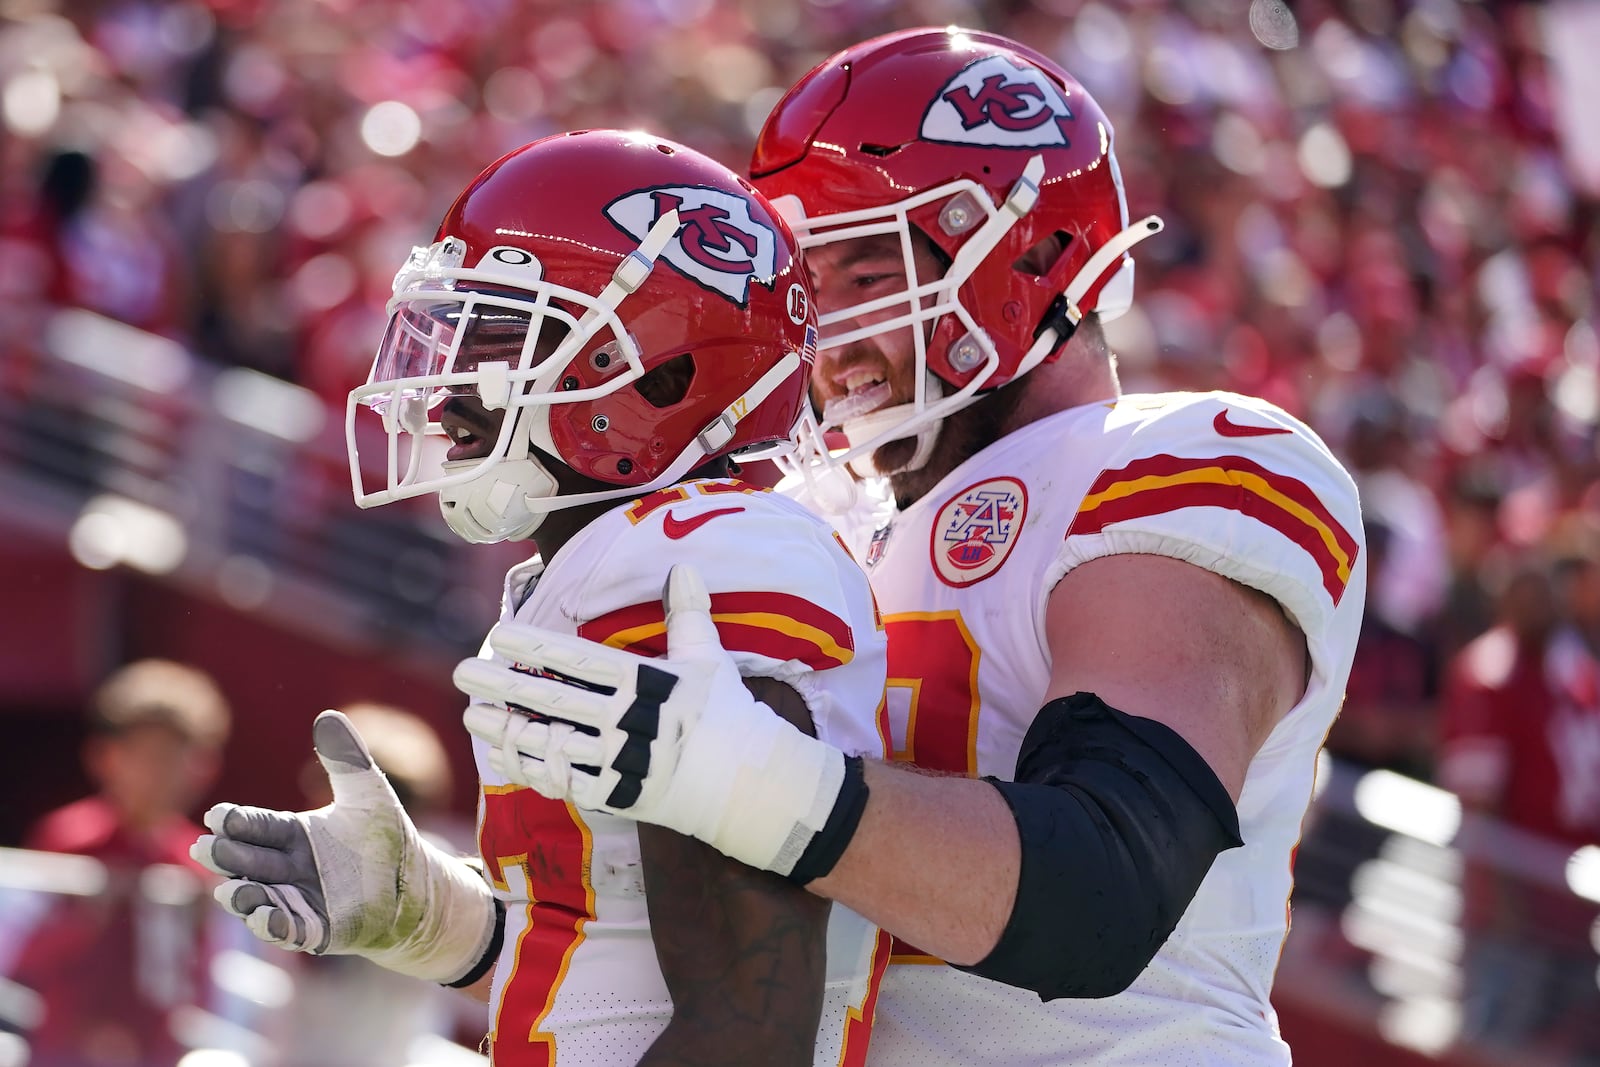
865;522;893;568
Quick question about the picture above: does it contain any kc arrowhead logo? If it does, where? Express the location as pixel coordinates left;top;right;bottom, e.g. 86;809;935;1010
606;185;779;306
921;55;1075;150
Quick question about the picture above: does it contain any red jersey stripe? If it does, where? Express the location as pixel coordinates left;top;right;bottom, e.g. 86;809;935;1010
836;928;893;1066
1070;454;1358;603
579;591;855;670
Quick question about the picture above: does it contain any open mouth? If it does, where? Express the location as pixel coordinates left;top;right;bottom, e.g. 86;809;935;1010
439;397;499;462
822;368;893;424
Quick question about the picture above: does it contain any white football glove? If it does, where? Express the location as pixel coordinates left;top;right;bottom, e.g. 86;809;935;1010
453;565;852;879
190;710;499;985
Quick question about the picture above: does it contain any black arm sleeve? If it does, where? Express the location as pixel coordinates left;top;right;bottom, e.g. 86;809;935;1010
956;692;1244;1001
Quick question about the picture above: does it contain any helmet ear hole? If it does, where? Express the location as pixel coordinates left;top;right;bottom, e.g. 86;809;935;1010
910;225;953;274
1013;231;1069;278
634;352;696;409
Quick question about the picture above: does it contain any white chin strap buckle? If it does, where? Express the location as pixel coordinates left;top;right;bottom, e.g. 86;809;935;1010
437;455;559;544
844;424;940;480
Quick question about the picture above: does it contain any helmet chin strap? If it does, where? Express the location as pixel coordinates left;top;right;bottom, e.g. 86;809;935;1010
436;455;558;543
842;374;945;479
439;347;807;543
436;411;558;544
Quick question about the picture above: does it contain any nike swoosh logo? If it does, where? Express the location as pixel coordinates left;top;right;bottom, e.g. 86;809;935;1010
662;506;745;540
1213;409;1292;438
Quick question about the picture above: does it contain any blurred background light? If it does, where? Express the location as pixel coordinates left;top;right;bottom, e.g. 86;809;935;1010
48;310;191;393
361;100;423;157
1298;123;1352;188
69;495;187;575
1353;769;1462;846
1570;845;1600;903
1250;0;1300;51
3;68;61;135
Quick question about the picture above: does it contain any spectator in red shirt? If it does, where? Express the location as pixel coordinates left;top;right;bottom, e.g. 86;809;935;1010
6;660;231;1067
1438;555;1600;1063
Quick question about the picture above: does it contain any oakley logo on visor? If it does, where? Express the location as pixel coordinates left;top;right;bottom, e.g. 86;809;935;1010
921;55;1074;149
476;246;545;278
605;185;778;307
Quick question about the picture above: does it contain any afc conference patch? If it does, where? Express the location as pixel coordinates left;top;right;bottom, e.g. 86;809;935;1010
931;476;1027;587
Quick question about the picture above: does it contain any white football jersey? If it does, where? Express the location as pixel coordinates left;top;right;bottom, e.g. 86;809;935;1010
856;391;1365;1067
471;478;892;1066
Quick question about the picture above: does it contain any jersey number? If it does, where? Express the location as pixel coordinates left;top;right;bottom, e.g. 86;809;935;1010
883;611;981;774
481;788;596;1066
882;612;982;965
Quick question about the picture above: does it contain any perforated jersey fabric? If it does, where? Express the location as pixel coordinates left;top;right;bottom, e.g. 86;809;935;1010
854;391;1365;1067
471;478;890;1066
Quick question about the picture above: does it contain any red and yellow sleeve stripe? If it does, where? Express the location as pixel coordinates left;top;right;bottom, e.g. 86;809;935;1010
578;591;856;669
1068;453;1359;604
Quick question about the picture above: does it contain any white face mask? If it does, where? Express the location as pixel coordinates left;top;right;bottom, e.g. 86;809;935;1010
344;216;690;545
345;237;646;521
769;169;1030;482
770;157;1162;503
347;216;809;543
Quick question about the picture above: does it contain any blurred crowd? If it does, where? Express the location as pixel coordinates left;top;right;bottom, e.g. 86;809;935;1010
2;0;1597;606
0;658;480;1066
2;0;1599;1062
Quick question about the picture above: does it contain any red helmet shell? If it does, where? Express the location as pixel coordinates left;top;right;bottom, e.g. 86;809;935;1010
751;27;1131;392
440;130;814;486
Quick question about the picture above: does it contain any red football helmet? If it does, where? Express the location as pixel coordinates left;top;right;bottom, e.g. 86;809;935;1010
346;130;818;543
750;27;1162;479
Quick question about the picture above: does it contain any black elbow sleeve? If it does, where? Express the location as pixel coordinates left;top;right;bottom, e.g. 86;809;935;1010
957;693;1244;1001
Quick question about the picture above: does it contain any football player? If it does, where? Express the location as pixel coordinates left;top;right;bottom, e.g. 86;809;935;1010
451;30;1367;1067
192;131;890;1066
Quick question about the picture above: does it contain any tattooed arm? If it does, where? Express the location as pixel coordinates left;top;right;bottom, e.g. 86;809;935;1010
636;676;831;1067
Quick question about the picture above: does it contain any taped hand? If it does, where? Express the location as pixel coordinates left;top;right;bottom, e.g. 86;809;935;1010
191;710;499;984
453;565;855;879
